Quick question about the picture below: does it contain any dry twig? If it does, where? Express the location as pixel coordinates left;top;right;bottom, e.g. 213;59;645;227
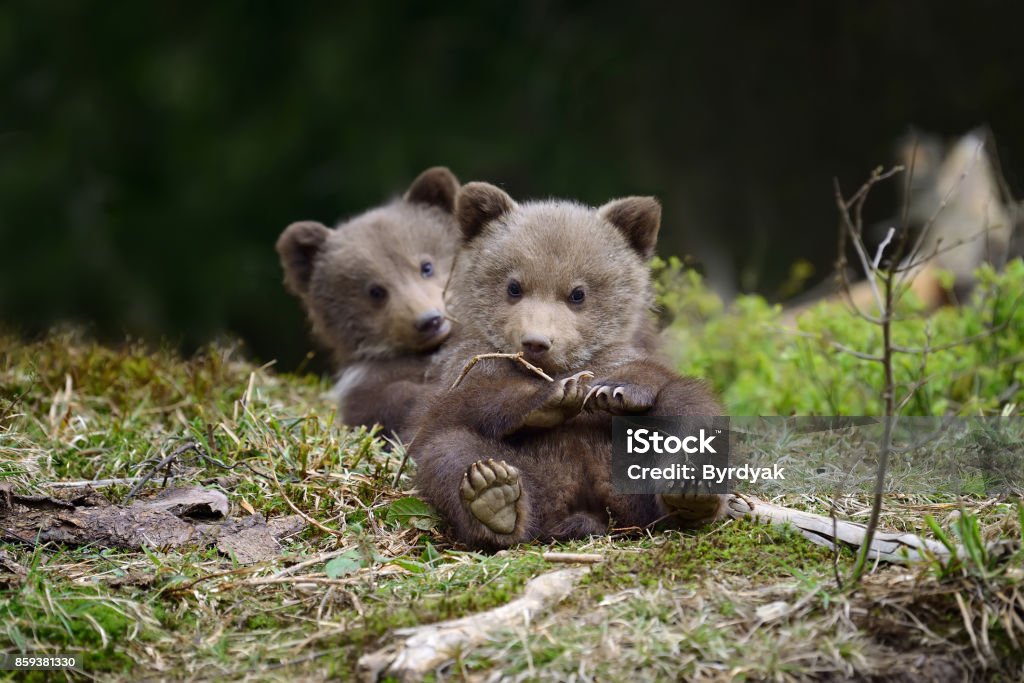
542;552;605;564
264;451;346;540
450;351;554;390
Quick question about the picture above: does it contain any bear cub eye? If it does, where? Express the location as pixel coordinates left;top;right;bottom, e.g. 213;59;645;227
420;260;434;278
368;284;388;303
507;279;523;299
569;286;586;304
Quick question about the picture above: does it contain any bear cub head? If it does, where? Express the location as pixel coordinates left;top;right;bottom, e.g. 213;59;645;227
450;182;661;375
276;167;461;363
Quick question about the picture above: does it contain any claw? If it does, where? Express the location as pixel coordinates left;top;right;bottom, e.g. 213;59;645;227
582;385;601;409
613;386;625;400
563;371;593;390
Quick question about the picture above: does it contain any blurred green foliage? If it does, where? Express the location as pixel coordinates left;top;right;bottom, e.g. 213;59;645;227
2;3;1024;369
658;257;1024;416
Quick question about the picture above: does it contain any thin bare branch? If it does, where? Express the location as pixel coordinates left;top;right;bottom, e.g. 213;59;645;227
450;351;554;390
891;291;1023;354
872;227;896;271
832;344;885;363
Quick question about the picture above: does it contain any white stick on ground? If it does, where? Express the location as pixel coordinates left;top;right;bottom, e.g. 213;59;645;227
357;567;588;682
725;495;952;563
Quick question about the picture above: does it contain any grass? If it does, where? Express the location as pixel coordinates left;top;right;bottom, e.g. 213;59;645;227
1;330;1023;681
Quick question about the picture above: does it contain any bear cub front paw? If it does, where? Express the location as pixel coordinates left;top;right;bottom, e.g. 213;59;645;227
461;459;523;535
523;371;594;428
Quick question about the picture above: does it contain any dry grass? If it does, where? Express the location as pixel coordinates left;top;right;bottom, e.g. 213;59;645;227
1;331;1022;681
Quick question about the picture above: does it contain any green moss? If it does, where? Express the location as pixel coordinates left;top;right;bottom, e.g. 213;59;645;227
1;580;142;674
584;519;849;597
243;614;284;630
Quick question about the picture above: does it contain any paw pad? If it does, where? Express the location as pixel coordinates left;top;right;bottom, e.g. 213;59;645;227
460;459;522;534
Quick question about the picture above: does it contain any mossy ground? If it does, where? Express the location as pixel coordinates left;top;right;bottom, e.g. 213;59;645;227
1;331;1022;681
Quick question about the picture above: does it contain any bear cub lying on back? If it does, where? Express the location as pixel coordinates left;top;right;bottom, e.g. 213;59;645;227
411;182;727;550
276;167;460;441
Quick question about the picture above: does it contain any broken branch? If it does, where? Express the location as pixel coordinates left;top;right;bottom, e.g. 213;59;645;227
542;552;604;564
450;351;554;390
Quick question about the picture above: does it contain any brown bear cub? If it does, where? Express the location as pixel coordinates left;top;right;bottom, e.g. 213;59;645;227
276;167;460;441
411;182;727;550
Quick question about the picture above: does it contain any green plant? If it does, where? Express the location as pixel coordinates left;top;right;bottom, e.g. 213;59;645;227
654;260;1024;417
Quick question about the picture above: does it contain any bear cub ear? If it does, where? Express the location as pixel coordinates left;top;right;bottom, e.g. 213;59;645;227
404;166;460;213
455;182;516;243
276;221;331;296
597;196;661;259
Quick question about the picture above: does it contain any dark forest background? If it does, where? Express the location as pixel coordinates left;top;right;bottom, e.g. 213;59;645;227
2;2;1023;371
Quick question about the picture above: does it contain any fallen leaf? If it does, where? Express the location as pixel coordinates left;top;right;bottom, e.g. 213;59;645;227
325;549;364;578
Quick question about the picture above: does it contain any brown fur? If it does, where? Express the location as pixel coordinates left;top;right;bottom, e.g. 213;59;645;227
412;183;725;550
276;167;461;440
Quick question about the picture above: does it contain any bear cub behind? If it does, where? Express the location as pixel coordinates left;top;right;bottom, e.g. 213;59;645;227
276;167;460;441
411;182;727;550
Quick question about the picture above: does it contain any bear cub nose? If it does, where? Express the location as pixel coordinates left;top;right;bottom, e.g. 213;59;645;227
520;333;552;356
415;310;444;334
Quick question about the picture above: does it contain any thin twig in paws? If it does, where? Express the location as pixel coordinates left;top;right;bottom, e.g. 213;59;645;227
450;351;554;390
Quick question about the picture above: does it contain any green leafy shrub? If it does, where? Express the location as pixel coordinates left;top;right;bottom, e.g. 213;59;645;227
654;257;1024;416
